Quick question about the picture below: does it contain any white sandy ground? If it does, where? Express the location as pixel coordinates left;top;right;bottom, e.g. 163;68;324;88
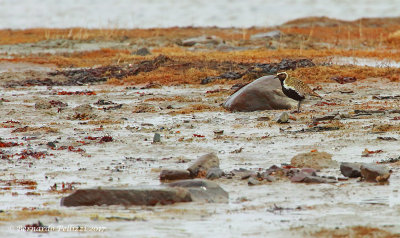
0;75;399;237
0;0;400;29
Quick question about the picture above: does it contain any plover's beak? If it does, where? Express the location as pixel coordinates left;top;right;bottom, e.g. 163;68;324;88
273;75;278;79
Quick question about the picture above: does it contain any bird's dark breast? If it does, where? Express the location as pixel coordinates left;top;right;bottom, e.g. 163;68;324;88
282;87;304;101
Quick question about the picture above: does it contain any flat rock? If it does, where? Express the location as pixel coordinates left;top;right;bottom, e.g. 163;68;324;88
360;164;391;182
160;169;192;181
61;187;192;207
340;162;362;178
291;151;337;169
61;179;228;206
187;153;220;177
167;179;229;203
222;75;294;112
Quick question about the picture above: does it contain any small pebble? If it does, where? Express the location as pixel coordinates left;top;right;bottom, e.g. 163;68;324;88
153;133;161;143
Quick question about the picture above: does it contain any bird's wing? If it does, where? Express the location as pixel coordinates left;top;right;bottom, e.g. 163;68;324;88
287;77;305;97
295;78;321;97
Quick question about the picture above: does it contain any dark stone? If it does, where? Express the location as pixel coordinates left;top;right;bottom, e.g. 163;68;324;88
61;179;228;206
360;164;391;182
46;142;56;148
167;179;228;203
206;168;224;180
61;187;192;207
153;133;161;143
187;153;219;177
340;162;362;178
133;47;151;56
222;75;295;112
160;169;191;181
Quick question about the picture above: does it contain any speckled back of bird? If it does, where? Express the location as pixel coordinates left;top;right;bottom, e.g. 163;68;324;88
285;76;321;98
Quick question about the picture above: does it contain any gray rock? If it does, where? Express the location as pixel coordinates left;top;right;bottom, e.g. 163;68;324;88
248;177;260;186
61;187;192;206
167;179;228;203
276;112;289;123
61;179;228;206
160;169;191;181
250;30;282;40
46;141;56;148
222;75;294;112
206;168;224;180
187;153;219;177
340;162;362;178
133;47;151;56
360;164;391;182
153;133;161;143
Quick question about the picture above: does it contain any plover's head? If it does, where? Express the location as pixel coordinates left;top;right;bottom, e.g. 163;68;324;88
274;72;288;82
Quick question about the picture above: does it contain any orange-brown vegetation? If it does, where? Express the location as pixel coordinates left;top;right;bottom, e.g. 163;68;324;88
292;65;400;84
1;17;400;86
